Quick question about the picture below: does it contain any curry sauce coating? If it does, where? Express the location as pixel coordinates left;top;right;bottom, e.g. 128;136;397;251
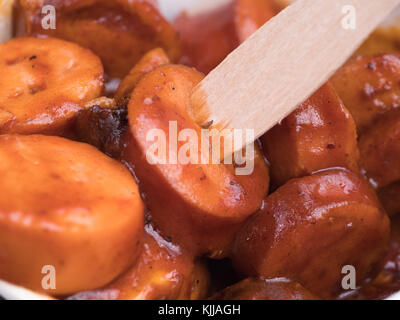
261;83;359;187
332;54;400;215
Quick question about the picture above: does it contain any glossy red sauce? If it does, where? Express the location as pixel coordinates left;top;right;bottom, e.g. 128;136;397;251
339;215;400;300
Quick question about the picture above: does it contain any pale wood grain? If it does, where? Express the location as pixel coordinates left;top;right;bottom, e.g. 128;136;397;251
190;0;400;158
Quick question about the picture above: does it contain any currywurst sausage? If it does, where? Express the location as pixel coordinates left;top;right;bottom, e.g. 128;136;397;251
331;54;400;132
122;64;270;257
0;135;144;295
0;37;104;135
232;169;390;298
14;0;180;78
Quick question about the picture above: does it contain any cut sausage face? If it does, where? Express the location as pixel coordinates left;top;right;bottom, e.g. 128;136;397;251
232;169;390;299
174;0;280;74
122;64;270;257
14;0;180;78
212;277;318;300
67;225;205;300
0;37;104;135
261;83;359;187
331;54;400;133
0;135;144;295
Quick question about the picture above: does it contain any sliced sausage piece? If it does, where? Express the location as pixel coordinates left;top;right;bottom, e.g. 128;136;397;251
0;37;104;135
115;48;170;104
14;0;180;78
67;225;205;300
122;64;270;257
331;54;400;132
174;0;280;74
358;111;400;189
232;169;390;299
212;277;319;300
261;83;359;187
0;134;144;295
